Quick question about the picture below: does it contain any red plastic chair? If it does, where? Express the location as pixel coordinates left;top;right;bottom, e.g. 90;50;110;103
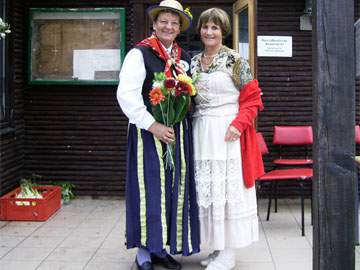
271;126;313;214
355;125;360;144
256;132;313;236
272;125;313;166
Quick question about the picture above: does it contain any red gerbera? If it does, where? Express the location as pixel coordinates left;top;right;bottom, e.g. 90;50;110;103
149;87;165;105
164;78;176;89
175;81;191;96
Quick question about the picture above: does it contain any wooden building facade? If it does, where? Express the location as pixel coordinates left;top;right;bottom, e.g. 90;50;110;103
0;0;359;197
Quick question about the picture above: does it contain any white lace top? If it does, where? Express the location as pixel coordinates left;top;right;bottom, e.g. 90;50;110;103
191;48;253;208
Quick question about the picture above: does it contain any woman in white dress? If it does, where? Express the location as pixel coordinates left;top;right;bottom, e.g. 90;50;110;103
190;8;264;270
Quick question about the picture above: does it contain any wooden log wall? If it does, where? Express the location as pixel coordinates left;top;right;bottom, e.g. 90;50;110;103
23;0;132;197
257;0;313;196
0;0;26;196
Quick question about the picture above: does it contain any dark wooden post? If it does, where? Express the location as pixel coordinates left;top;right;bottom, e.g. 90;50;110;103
355;18;360;245
313;0;356;269
356;19;360;79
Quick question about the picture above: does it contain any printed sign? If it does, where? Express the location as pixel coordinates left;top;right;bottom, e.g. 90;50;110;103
73;49;120;80
257;36;292;57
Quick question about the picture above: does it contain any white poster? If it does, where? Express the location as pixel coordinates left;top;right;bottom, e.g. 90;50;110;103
257;36;292;57
73;49;121;80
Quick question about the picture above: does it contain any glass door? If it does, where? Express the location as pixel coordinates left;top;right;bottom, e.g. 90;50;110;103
233;0;256;77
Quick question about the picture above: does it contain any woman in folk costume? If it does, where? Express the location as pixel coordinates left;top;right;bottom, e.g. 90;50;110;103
117;1;200;270
190;8;264;270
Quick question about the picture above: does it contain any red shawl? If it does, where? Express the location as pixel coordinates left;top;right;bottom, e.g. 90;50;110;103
231;79;265;188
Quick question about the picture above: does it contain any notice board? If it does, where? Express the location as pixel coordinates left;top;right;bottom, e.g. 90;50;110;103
29;8;125;85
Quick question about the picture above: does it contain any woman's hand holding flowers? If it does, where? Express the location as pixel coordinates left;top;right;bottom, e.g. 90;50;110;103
149;122;175;144
225;125;241;142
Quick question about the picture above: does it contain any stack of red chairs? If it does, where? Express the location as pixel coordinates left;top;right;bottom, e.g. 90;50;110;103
256;125;360;236
269;126;313;217
256;126;313;236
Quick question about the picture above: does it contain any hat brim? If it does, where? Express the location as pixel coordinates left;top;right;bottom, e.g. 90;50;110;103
147;5;192;32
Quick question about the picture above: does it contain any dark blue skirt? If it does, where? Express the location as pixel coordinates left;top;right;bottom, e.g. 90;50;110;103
125;119;200;256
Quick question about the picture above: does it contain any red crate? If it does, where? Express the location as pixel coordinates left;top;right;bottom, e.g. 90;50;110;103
0;185;61;221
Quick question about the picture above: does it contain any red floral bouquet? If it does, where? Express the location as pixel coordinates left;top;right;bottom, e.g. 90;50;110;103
149;72;196;169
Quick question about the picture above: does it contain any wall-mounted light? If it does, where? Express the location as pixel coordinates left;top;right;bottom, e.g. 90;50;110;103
300;0;312;31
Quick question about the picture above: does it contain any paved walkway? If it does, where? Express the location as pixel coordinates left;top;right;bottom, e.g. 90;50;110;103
0;198;359;270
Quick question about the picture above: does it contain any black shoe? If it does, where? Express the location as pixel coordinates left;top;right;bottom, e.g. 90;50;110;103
151;254;182;270
135;259;154;270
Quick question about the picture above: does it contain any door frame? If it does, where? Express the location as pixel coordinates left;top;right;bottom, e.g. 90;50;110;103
233;0;256;77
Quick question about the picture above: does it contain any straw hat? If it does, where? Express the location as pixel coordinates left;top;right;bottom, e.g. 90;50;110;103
147;0;192;32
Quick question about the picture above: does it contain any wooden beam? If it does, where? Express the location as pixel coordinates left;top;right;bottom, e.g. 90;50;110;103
313;0;356;269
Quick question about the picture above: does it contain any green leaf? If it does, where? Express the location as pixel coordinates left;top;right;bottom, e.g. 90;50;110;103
173;95;190;124
152;104;165;124
153;72;167;82
167;101;176;125
192;72;201;84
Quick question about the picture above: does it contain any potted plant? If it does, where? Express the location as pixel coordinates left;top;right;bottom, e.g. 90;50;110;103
55;182;75;205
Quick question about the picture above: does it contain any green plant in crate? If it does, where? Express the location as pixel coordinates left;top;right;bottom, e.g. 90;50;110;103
15;179;43;205
17;179;40;196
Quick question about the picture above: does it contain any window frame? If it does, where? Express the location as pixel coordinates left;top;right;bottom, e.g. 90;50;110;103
233;0;256;77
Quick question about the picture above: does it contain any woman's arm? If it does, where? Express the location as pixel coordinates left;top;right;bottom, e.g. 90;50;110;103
116;48;155;130
116;48;174;143
225;57;263;141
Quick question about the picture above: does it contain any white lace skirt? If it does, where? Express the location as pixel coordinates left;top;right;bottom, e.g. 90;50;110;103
193;114;259;250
